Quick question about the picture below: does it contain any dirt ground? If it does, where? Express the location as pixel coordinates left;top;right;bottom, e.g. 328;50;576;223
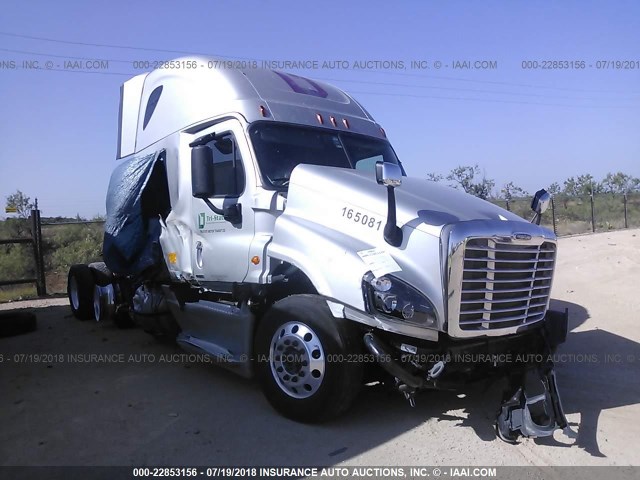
0;229;639;467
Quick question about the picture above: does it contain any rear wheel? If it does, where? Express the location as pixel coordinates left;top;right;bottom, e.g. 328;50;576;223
93;286;108;322
254;295;363;422
67;264;95;320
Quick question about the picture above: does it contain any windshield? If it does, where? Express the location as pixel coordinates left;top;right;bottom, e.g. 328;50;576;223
248;122;401;188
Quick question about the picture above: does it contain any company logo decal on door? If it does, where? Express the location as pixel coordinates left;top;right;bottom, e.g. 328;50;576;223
197;212;226;233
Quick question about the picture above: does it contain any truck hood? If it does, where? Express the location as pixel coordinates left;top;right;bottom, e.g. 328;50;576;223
269;165;549;333
286;164;526;237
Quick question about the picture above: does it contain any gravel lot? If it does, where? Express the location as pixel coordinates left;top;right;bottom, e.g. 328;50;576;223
1;229;639;467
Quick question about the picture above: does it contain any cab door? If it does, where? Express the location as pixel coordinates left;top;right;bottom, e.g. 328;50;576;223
190;119;254;283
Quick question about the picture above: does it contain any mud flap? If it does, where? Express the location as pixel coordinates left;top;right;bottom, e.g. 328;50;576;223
496;363;568;443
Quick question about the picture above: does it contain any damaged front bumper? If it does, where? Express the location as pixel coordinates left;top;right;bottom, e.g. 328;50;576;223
495;364;567;443
363;308;570;443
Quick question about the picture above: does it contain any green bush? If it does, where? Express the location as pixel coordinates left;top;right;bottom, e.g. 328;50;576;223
0;219;104;299
45;223;104;271
0;244;35;281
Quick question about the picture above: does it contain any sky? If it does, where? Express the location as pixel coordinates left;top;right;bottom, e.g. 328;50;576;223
0;0;638;218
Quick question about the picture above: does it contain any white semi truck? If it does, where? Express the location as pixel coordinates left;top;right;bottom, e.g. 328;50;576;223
68;56;568;442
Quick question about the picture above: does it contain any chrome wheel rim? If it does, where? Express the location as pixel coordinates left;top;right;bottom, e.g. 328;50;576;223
69;276;80;311
269;321;325;399
93;286;102;322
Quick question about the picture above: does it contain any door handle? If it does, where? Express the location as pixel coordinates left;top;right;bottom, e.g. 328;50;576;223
196;241;203;269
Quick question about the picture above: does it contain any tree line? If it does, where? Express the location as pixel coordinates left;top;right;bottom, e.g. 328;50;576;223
426;165;640;201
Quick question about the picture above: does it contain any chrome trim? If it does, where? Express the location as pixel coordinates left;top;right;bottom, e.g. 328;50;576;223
446;221;557;338
344;307;439;342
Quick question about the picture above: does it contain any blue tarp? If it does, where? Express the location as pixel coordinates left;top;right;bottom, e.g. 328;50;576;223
103;151;162;275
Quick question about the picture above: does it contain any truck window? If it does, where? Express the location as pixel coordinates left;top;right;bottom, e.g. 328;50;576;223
143;86;163;130
249;122;400;188
339;135;389;172
354;156;383;171
205;133;245;197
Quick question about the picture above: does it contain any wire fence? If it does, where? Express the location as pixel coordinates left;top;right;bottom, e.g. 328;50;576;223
491;192;640;236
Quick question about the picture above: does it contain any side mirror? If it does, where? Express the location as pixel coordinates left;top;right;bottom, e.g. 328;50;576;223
190;143;242;224
530;189;551;225
375;162;402;187
191;145;215;199
531;189;551;215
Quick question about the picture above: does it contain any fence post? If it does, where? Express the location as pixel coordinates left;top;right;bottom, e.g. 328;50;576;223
30;201;46;297
590;194;596;233
505;199;510;211
623;193;628;229
551;197;557;235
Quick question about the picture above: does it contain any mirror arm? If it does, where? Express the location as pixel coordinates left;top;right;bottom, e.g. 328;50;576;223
384;186;403;247
202;198;242;224
203;198;224;216
530;211;541;225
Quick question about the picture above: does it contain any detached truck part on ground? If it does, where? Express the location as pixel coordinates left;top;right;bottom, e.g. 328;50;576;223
68;56;569;442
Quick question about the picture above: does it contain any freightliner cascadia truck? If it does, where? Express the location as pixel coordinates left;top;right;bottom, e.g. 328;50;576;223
67;56;569;442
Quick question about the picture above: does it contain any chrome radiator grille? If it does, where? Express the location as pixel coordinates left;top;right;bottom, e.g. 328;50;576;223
457;238;556;331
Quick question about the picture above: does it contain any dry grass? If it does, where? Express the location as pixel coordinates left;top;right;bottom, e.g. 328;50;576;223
0;285;37;303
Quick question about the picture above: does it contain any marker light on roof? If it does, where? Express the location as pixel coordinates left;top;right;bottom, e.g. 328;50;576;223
316;113;323;124
330;116;337;127
342;118;350;129
259;105;267;117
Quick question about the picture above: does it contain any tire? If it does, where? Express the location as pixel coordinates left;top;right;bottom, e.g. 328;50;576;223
254;294;363;423
0;312;37;337
88;262;112;287
67;264;95;320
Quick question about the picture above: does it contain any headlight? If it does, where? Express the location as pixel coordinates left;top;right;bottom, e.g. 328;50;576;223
362;272;438;328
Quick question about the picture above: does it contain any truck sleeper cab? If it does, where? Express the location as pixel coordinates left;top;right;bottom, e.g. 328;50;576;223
67;56;569;442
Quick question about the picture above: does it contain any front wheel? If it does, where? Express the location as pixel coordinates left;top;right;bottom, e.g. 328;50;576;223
254;295;363;422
